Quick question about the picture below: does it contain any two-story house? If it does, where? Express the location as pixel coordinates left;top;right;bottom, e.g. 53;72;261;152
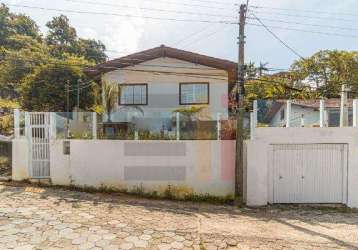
85;45;237;137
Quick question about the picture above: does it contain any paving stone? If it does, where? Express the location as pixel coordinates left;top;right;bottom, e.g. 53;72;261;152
95;239;111;248
104;245;119;250
72;237;87;245
171;241;184;249
78;242;95;250
116;223;127;228
119;242;133;250
173;235;185;242
14;245;34;250
103;233;116;240
226;238;238;247
164;232;175;237
157;244;171;250
139;234;152;241
88;234;102;242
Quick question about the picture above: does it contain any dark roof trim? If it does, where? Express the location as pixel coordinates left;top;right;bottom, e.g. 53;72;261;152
84;45;238;83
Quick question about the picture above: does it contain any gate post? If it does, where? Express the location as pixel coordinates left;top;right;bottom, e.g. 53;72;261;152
50;112;57;140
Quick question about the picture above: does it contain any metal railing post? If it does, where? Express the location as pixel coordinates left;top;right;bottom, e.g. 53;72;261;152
286;100;292;128
320;99;325;128
253;100;258;128
92;112;97;139
176;112;180;141
217;113;221;140
353;99;358;128
14;109;20;139
250;112;254;139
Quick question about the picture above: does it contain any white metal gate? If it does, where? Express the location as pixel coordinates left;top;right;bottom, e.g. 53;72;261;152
272;144;347;204
27;112;51;178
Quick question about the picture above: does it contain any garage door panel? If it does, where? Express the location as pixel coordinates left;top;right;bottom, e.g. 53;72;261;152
274;145;304;203
272;144;347;204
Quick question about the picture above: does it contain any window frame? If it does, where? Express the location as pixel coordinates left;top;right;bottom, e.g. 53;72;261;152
118;83;148;106
179;82;210;105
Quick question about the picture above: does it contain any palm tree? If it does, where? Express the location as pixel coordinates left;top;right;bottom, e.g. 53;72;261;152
103;80;118;123
102;80;144;123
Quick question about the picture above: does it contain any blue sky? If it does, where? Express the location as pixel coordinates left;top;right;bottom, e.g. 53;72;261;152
3;0;358;70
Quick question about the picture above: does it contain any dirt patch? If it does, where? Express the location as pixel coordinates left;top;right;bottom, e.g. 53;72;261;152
0;156;11;177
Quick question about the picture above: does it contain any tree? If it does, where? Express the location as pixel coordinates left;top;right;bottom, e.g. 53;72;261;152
76;38;107;64
291;50;358;98
0;4;40;47
10;14;40;39
19;57;97;111
45;15;107;63
46;15;77;57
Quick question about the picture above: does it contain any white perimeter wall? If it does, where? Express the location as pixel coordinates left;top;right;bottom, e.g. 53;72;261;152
12;139;29;181
246;127;358;208
13;139;236;197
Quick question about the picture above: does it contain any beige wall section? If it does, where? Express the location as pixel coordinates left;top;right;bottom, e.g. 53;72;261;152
102;57;229;119
12;139;29;181
245;127;358;208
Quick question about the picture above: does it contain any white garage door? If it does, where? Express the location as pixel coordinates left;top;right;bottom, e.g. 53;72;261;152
272;144;347;204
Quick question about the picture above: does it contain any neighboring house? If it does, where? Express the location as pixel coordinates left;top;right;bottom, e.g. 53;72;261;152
264;99;353;127
85;45;237;135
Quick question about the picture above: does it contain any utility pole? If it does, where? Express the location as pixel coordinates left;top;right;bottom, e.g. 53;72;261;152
235;3;247;198
66;80;70;138
77;79;82;109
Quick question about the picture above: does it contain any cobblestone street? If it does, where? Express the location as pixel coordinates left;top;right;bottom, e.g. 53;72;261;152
0;183;358;250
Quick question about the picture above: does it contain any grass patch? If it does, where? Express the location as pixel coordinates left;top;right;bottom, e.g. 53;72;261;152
6;180;234;205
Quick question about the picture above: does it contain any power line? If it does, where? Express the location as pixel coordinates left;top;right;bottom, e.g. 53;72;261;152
246;16;358;32
246;78;304;92
3;54;235;74
249;10;358;23
249;13;304;59
172;24;213;47
2;53;232;77
58;0;237;19
247;22;358;39
4;3;237;24
250;5;358;18
154;0;237;6
180;25;233;49
141;0;234;11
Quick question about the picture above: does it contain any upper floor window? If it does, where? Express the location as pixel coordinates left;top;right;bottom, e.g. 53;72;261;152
180;83;209;105
119;84;148;105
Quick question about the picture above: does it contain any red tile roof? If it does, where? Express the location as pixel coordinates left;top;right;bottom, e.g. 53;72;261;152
84;45;238;84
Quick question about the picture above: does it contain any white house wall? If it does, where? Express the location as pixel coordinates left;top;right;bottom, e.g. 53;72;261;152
270;105;320;127
102;57;229;122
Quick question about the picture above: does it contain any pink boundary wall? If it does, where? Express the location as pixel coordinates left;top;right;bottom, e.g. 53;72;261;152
220;140;235;181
